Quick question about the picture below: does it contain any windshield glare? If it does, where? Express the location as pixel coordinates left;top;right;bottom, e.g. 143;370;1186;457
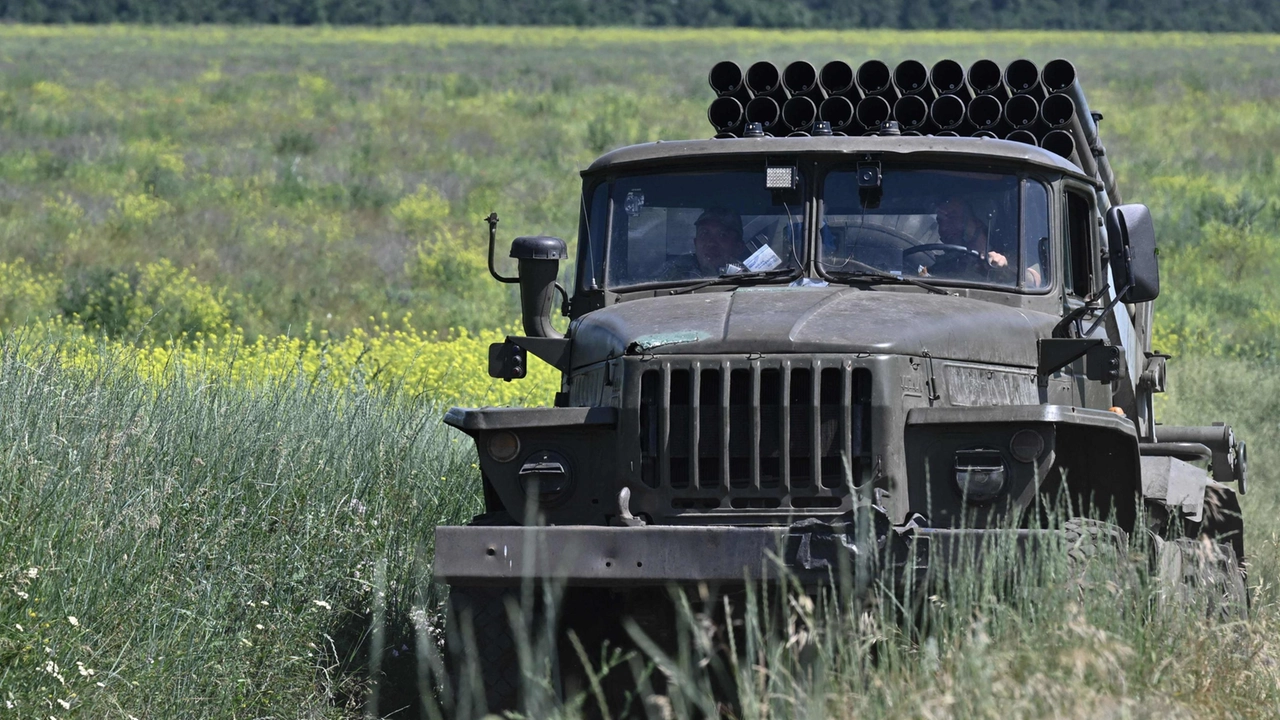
821;169;1050;290
603;171;803;287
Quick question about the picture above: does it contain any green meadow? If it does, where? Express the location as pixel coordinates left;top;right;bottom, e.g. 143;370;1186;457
1;25;1280;718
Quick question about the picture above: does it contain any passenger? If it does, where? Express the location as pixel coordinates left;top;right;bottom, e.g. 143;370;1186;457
663;208;749;279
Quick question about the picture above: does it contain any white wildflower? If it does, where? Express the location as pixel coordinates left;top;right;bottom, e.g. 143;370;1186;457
25;567;38;578
57;698;71;709
255;624;264;630
313;600;331;610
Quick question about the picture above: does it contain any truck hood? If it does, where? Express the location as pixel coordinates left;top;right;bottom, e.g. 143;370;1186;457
570;286;1058;369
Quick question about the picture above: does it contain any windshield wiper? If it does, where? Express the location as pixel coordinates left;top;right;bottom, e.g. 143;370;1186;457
667;267;801;296
822;262;950;296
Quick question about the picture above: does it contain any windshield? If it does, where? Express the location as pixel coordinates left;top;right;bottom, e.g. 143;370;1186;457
601;171;804;288
821;169;1050;291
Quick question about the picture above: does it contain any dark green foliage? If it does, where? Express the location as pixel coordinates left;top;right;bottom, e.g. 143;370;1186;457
3;0;1280;30
274;129;320;157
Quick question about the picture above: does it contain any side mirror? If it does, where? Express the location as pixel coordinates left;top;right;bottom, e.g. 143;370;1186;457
511;235;567;339
1105;203;1159;303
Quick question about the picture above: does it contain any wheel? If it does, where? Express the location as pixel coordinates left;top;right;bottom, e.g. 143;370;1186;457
1153;535;1248;619
1199;484;1246;574
445;585;521;718
1063;518;1139;600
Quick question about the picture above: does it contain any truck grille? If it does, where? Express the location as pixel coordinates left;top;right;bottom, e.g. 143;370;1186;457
635;358;872;512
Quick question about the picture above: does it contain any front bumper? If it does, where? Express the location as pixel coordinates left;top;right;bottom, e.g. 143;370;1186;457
434;520;879;588
434;517;1102;591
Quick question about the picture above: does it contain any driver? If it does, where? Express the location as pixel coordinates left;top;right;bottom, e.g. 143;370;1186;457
662;208;749;280
928;198;1041;285
933;198;1005;275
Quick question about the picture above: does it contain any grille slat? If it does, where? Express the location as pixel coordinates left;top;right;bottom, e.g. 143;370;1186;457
840;362;853;483
810;363;823;488
636;356;871;517
750;364;762;490
690;365;701;490
780;361;792;486
659;366;671;488
720;363;732;488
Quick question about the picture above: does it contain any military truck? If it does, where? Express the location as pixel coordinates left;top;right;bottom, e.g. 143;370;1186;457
433;57;1249;715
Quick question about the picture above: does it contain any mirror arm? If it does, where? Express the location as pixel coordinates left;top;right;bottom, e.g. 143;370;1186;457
486;212;519;284
1082;277;1133;338
1051;283;1110;338
555;282;571;316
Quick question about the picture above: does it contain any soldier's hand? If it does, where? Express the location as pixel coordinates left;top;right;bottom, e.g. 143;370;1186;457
986;251;1008;268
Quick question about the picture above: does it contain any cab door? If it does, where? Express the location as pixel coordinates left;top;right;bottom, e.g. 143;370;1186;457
1059;182;1113;410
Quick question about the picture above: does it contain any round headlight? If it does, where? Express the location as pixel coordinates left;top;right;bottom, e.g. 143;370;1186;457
486;431;521;463
1009;429;1045;464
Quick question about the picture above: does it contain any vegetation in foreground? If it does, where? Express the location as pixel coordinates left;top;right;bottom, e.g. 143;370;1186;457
0;25;1278;718
1;348;1279;718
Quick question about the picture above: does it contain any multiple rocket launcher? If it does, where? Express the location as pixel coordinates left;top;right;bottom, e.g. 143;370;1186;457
708;58;1120;203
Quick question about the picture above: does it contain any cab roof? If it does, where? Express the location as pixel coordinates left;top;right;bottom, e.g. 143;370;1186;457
583;135;1097;185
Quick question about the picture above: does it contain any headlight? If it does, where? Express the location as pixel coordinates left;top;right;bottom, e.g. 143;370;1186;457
486;431;521;463
953;448;1007;504
1009;429;1045;464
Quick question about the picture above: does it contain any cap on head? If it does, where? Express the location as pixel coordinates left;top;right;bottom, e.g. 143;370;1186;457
694;207;743;238
937;198;971;220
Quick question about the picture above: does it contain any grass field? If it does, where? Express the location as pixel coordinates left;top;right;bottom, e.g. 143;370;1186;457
1;25;1280;719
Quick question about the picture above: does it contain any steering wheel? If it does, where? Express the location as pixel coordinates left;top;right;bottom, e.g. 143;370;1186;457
903;243;987;277
902;243;980;260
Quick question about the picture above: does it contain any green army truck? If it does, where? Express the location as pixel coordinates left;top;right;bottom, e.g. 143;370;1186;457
431;57;1249;716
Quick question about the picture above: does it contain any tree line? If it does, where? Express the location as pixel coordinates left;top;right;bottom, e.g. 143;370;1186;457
1;0;1278;32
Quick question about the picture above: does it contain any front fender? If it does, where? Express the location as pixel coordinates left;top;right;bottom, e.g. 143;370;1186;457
445;406;618;525
904;405;1140;531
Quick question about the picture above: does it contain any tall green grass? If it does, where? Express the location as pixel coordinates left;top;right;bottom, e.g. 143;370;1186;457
0;342;480;716
2;344;1278;718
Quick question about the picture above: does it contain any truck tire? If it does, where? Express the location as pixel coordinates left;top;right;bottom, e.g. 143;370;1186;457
1199;484;1246;574
1153;535;1247;620
1064;518;1138;599
445;585;520;718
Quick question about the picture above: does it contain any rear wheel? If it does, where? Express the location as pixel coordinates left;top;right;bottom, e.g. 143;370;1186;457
1153;535;1247;619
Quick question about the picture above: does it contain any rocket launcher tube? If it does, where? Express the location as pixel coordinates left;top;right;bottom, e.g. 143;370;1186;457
894;59;934;99
708;97;744;134
857;59;898;101
930;59;972;101
819;60;859;98
782;96;817;133
855;95;892;131
967;58;1009;100
1005;59;1046;100
818;95;859;133
893;94;931;132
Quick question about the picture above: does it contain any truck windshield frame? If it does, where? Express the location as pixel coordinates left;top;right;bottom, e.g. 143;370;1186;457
592;167;808;292
818;166;1052;294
